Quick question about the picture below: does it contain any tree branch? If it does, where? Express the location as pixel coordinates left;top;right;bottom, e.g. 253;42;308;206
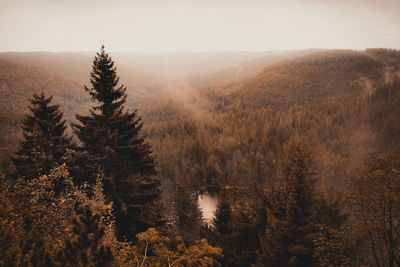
140;242;149;267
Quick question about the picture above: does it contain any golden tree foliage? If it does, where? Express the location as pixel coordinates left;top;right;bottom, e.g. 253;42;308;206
348;154;400;267
0;164;114;266
121;228;222;267
0;165;222;266
1;49;400;266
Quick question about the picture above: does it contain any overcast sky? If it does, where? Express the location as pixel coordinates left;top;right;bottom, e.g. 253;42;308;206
0;0;399;52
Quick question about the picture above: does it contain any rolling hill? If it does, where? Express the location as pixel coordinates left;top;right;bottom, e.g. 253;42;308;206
0;49;399;194
142;49;400;193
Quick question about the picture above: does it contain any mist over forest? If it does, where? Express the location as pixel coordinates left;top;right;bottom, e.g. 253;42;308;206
0;46;400;266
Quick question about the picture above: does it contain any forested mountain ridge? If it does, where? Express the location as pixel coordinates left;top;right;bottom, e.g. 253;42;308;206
0;59;88;119
1;48;400;266
112;50;318;78
1;49;399;189
0;52;167;105
226;49;400;108
0;49;311;171
143;49;400;194
137;48;400;266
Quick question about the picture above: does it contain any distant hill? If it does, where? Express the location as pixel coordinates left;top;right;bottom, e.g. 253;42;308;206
142;49;400;192
0;52;167;106
230;50;391;108
1;49;399;193
0;50;308;172
0;49;315;124
113;50;318;80
0;58;88;120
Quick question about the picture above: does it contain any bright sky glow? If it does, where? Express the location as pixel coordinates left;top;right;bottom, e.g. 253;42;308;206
0;0;399;52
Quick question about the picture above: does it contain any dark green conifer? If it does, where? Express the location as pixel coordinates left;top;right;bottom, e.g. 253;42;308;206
12;92;71;179
213;189;232;237
72;46;163;241
109;172;164;240
256;143;320;266
213;186;264;267
257;143;351;266
174;183;204;244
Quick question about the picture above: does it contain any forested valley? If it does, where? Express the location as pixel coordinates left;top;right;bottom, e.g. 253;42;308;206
1;47;400;266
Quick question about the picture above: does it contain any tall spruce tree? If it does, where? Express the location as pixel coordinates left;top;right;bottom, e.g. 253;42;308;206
213;189;232;237
257;143;318;266
256;143;348;266
212;186;265;267
72;46;163;241
12;92;71;179
174;183;204;245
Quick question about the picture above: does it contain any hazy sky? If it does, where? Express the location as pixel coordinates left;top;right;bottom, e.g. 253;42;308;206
0;0;399;52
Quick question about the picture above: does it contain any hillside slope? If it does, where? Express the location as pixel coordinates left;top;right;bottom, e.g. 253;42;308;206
231;50;388;108
1;49;399;194
145;49;400;193
0;52;167;106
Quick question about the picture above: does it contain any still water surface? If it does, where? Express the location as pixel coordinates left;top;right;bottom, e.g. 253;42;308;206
198;192;218;225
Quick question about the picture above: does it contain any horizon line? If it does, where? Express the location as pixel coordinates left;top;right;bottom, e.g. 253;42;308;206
0;47;397;54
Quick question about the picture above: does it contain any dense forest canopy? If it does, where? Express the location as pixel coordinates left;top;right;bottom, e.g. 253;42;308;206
1;48;400;192
1;48;400;266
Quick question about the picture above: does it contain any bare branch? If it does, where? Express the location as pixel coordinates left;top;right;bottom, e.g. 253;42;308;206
140;242;149;267
169;255;192;267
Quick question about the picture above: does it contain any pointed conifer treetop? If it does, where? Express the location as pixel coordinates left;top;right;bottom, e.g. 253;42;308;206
73;45;155;176
13;92;71;179
73;46;162;241
24;92;68;140
86;45;127;116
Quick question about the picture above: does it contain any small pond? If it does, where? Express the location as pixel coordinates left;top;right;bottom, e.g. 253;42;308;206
198;192;219;225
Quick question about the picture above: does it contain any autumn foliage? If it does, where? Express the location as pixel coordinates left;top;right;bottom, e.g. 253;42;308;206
1;48;400;266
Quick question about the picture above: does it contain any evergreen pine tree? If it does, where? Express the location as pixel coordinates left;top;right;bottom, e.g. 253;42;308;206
12;92;71;179
174;183;204;244
211;189;236;266
110;172;164;240
213;186;265;267
226;204;265;266
72;45;163;241
257;143;317;266
213;189;232;237
257;143;350;266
